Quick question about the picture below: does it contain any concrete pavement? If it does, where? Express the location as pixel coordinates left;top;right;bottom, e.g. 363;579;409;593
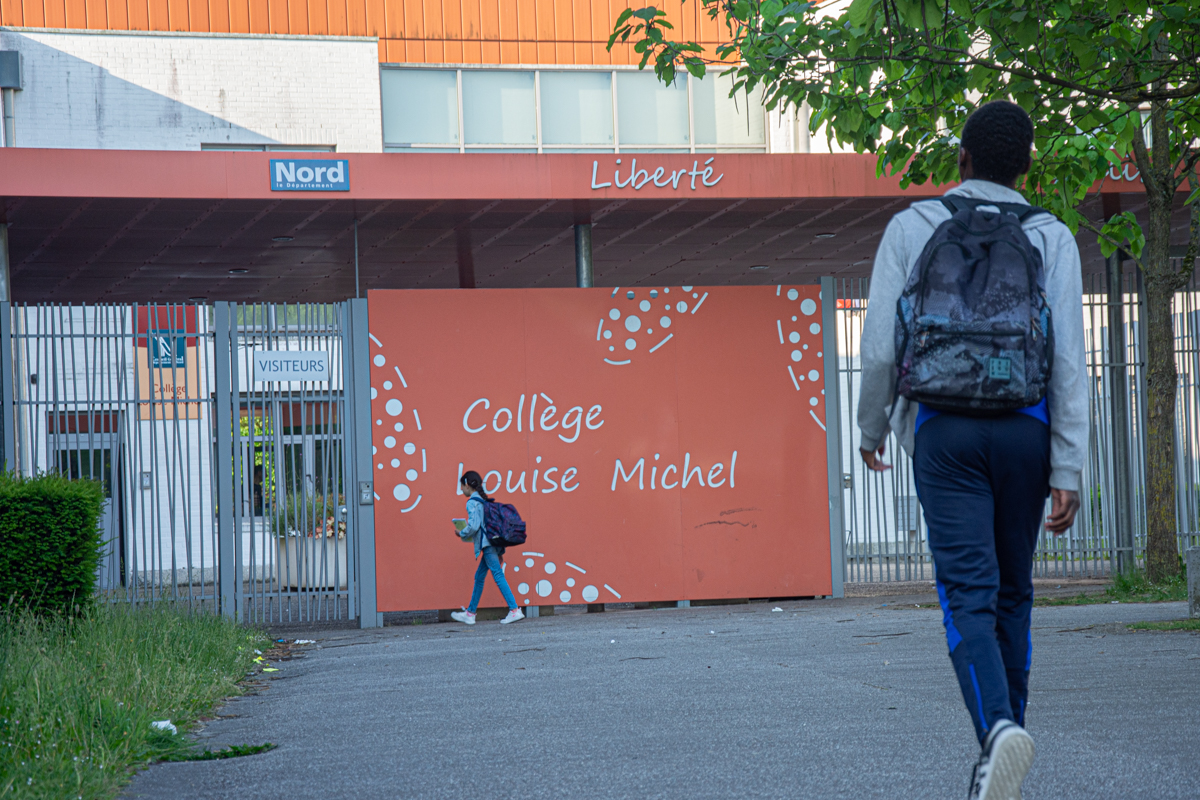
125;596;1199;799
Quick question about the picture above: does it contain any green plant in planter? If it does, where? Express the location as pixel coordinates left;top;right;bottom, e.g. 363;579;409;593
273;494;346;539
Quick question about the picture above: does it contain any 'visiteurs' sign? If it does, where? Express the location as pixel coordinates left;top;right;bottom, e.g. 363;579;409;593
269;159;349;192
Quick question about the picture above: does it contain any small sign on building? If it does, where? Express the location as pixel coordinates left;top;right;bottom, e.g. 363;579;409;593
253;351;330;382
269;159;350;192
148;329;186;368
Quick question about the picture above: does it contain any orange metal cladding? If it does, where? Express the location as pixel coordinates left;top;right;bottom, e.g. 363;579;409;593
0;149;948;199
0;0;728;65
367;286;832;611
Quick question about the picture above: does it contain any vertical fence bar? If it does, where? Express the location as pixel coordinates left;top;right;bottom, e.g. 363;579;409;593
1;301;13;470
1107;257;1135;573
213;302;237;619
347;298;380;628
820;277;845;598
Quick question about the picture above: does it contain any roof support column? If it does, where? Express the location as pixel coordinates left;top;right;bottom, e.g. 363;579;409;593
574;223;593;288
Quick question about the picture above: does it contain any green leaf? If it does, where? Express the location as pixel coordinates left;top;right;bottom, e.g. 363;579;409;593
847;0;874;28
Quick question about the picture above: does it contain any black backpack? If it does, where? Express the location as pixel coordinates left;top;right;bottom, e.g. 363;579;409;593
894;197;1054;414
468;496;528;549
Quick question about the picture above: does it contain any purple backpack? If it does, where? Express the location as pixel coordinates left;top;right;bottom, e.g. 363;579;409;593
470;497;527;548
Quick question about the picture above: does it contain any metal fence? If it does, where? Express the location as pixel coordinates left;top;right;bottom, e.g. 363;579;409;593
0;300;378;625
829;263;1200;583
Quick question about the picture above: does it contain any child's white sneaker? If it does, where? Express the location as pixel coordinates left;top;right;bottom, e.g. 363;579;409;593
450;608;476;625
500;609;525;624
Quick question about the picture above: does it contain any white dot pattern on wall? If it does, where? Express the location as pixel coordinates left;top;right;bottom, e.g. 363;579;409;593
535;580;552;597
393;483;410;501
404;442;416;454
385;399;403;416
604;330;612;339
777;288;824;428
391;459;400;468
526;558;534;567
639;300;651;312
406;469;418;480
373;354;386;366
566;578;576;587
625;338;637;351
544;562;557;574
609;308;621;320
384;436;396;448
518;582;529;595
560;590;572;603
676;301;688;313
624;315;641;332
660;316;672;328
371;387;378;399
383;381;392;390
393;422;404;432
582;585;600;603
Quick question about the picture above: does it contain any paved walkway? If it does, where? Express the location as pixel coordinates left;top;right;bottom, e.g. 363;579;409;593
126;596;1198;799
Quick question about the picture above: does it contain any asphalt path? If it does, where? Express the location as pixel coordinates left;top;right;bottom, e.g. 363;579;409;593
125;597;1199;799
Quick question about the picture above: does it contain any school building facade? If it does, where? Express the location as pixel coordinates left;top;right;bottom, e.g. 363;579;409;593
0;1;1153;626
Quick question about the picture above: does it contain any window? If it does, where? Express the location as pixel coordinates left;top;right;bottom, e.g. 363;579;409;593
462;71;537;146
379;66;767;153
380;68;459;147
692;72;766;149
616;71;689;148
540;71;614;147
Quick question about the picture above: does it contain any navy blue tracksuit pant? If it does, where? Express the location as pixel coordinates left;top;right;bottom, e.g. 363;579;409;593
913;412;1051;744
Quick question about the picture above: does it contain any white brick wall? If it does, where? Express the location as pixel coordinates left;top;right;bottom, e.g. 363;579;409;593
0;27;382;152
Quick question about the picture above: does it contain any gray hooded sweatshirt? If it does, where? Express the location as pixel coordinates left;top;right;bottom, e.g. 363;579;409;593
856;179;1088;491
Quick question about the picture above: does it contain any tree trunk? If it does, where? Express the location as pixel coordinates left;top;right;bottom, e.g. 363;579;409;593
1141;184;1181;582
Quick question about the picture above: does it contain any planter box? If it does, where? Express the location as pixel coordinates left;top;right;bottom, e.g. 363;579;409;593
276;535;348;590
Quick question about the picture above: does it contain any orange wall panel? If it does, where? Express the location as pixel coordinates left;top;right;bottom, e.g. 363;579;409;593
0;0;729;68
367;286;833;612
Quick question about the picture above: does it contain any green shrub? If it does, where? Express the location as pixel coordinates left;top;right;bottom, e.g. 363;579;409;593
0;472;105;614
273;493;346;538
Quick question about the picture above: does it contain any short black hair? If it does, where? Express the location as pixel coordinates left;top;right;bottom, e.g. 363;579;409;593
960;101;1034;186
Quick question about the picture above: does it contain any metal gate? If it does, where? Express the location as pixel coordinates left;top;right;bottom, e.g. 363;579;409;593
0;300;378;626
825;265;1200;584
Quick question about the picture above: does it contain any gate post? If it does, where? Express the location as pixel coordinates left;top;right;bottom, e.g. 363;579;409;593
213;302;238;619
821;277;846;599
1;300;14;471
346;298;381;628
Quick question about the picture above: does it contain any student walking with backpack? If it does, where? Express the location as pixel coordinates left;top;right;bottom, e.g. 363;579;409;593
450;470;525;625
857;102;1087;800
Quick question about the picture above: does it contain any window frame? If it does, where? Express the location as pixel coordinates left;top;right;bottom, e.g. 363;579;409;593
379;63;768;154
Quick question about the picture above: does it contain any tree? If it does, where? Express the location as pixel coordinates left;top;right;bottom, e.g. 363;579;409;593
612;0;1200;581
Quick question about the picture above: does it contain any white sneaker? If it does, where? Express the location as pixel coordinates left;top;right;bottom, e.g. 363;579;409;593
967;719;1035;800
450;608;476;625
500;609;525;624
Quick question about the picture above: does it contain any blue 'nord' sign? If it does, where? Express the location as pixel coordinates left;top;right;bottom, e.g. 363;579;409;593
270;159;350;192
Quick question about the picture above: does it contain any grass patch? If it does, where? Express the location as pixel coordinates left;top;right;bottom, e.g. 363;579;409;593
0;601;267;799
1034;569;1188;607
1127;618;1200;632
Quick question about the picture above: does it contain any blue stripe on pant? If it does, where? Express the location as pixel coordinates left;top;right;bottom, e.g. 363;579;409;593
914;413;1050;743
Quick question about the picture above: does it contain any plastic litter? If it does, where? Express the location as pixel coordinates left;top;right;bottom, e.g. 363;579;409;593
150;721;177;735
771;607;783;612
262;668;279;673
610;639;615;644
293;639;316;645
254;649;262;655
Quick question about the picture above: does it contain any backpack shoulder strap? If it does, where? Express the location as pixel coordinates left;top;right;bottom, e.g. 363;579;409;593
941;196;1052;223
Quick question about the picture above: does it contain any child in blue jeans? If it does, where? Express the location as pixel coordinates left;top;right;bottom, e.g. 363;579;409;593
451;470;524;625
